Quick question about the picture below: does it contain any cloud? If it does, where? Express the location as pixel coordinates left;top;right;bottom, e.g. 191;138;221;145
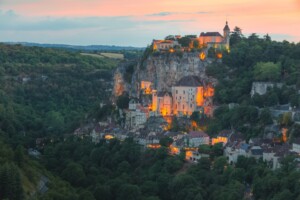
147;12;178;16
196;11;212;14
0;10;193;32
0;10;135;31
147;11;211;17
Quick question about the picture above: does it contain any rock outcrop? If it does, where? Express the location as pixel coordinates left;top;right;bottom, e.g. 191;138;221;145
134;52;213;93
113;52;216;98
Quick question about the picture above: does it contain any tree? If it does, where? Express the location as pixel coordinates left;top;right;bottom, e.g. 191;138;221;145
61;162;86;187
279;112;293;127
116;184;141;200
116;94;130;109
253;62;281;81
159;136;173;147
259;108;273;126
178;37;192;47
230;26;243;46
213;156;227;174
14;145;25;167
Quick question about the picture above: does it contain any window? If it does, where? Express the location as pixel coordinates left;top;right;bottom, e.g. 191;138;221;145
183;105;185;109
190;104;192;108
176;90;178;94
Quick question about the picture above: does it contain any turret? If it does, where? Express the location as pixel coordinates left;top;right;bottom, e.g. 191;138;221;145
223;21;230;51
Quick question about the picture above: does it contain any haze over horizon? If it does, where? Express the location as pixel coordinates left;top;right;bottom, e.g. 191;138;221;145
0;0;299;47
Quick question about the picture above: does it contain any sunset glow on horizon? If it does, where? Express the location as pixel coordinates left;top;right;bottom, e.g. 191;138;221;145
0;0;299;46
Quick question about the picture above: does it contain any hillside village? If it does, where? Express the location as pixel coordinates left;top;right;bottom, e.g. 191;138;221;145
65;22;300;172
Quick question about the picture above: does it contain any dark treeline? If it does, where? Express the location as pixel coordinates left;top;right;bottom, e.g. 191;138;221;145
206;28;300;138
0;31;300;200
0;44;118;148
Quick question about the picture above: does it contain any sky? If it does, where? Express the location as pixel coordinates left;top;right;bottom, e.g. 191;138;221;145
0;0;299;47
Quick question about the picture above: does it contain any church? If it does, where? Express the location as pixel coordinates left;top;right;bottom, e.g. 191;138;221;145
193;21;230;51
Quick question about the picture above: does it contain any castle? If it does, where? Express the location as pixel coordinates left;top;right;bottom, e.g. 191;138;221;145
152;21;230;52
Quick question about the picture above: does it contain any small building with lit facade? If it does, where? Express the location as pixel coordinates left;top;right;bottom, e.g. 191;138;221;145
151;91;173;116
185;131;210;147
212;130;231;146
152;40;180;51
140;81;152;94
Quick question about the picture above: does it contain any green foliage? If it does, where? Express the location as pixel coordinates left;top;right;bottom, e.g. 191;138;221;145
253;62;281;81
159;136;173;147
0;163;23;200
178;37;192;47
0;44;118;147
116;94;130;109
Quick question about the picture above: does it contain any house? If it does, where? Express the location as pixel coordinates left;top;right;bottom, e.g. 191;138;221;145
250;82;283;97
212;130;231;146
185;130;210;147
224;132;246;164
249;146;263;160
126;100;149;129
152;91;172;116
152;40;180;51
189;151;209;163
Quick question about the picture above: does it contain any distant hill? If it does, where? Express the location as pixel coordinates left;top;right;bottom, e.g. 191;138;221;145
3;42;145;52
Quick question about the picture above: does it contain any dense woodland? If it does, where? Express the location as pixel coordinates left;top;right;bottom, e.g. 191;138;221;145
206;28;300;139
0;30;300;200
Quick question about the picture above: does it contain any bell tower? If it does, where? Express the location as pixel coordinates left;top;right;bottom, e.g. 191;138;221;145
223;21;230;51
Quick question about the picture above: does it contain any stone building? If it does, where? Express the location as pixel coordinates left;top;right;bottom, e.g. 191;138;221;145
172;76;205;116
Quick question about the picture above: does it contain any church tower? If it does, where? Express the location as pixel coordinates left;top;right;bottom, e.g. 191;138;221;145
223;21;230;51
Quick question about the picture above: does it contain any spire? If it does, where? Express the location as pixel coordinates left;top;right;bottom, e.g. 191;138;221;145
223;21;230;31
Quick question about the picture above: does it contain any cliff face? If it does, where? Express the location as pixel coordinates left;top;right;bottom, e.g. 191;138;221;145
113;52;215;98
113;61;136;98
135;52;212;93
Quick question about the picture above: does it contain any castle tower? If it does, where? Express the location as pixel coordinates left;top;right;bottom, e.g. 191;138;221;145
223;21;230;51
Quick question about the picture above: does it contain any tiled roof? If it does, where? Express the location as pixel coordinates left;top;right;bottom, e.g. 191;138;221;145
200;32;222;37
157;91;172;97
176;76;202;87
188;131;209;138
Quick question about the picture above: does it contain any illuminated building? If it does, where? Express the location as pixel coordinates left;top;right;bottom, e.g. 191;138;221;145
152;91;173;116
152;21;230;52
172;76;204;116
152;40;180;51
191;21;230;52
141;81;152;94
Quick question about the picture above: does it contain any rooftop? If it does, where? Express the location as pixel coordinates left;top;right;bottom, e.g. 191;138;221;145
157;91;172;97
175;76;203;87
200;32;223;37
188;131;209;138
